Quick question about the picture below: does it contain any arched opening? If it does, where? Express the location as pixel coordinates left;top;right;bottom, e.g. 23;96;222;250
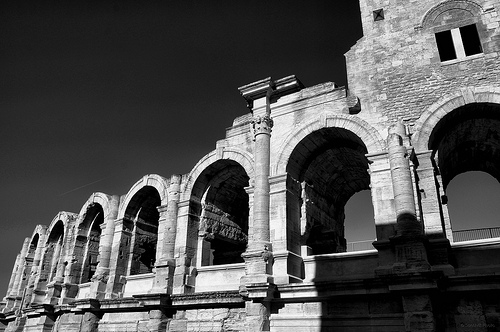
428;103;500;241
40;221;64;285
446;172;500;241
124;186;160;275
287;127;373;255
189;160;249;266
78;203;104;283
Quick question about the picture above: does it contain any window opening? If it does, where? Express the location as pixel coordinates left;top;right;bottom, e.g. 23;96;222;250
460;24;482;56
436;30;456;61
435;24;482;61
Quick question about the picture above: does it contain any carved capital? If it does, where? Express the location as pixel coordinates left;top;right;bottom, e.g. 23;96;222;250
252;115;273;137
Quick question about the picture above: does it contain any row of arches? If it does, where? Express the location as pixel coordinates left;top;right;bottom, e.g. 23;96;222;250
5;93;500;309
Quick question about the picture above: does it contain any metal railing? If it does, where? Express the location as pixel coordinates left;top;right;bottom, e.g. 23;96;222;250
452;227;500;242
346;239;376;252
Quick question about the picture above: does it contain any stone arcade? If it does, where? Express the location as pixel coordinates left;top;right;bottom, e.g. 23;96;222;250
2;0;500;331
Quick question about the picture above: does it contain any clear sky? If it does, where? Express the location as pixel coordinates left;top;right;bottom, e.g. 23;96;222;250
0;0;363;298
1;0;499;300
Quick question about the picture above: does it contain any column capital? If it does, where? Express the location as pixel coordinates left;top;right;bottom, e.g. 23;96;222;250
252;115;274;137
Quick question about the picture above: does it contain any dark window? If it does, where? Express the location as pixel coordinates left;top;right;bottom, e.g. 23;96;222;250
436;30;457;61
460;24;482;56
435;24;482;62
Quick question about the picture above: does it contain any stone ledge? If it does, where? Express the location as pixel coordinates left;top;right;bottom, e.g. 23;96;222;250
170;291;244;308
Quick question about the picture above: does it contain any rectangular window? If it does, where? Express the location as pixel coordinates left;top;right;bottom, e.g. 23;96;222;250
460;24;482;56
435;24;482;61
436;30;457;61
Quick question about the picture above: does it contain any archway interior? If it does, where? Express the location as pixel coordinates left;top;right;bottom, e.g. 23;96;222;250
78;203;104;283
287;128;371;254
191;160;249;266
42;221;64;284
429;103;500;233
125;186;160;275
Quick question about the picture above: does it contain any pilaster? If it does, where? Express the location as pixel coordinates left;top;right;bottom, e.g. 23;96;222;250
269;173;303;284
87;195;119;300
105;218;134;298
152;175;181;294
172;199;196;295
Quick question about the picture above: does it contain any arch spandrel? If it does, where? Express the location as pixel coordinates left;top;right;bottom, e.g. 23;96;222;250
412;88;500;153
181;147;255;202
273;114;385;176
117;174;169;220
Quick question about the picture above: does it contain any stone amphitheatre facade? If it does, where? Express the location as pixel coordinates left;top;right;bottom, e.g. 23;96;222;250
2;0;500;331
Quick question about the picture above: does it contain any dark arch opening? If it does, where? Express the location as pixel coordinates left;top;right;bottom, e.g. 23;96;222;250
42;221;64;284
125;186;161;275
189;160;250;266
287;127;372;255
78;203;104;283
429;103;500;240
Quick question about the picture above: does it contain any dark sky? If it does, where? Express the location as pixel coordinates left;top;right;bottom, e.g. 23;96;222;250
1;1;499;299
0;0;363;297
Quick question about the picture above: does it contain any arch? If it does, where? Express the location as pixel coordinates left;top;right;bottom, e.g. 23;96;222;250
412;87;500;153
75;203;105;283
186;157;251;266
77;192;119;223
117;174;169;220
274;114;385;176
46;211;77;238
420;0;483;29
37;218;67;293
284;125;374;254
181;147;255;201
28;225;47;247
117;176;166;276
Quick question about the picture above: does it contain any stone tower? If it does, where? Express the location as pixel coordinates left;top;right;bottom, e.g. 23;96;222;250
2;0;500;331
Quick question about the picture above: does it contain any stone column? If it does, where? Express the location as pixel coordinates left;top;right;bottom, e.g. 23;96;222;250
152;175;181;294
240;82;275;332
388;123;419;235
385;122;429;273
241;113;274;283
